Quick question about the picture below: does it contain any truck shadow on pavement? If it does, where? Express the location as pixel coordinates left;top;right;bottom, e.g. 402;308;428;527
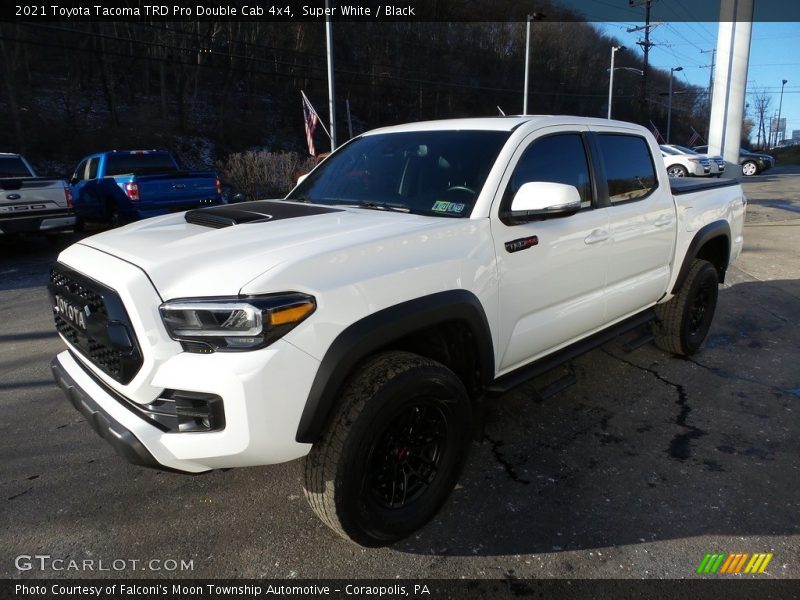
395;277;800;556
2;278;798;573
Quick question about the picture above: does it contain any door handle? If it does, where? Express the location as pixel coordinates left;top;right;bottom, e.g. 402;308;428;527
654;215;674;227
584;229;609;244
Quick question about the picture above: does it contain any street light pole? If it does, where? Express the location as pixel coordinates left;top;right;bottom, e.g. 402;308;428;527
667;66;683;144
522;12;544;116
775;78;788;147
608;46;621;119
523;15;531;115
325;0;337;150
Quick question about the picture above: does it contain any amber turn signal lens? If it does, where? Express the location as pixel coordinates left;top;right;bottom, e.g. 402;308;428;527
269;302;315;326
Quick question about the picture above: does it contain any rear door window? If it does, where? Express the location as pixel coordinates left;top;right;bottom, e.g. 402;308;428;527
87;158;99;180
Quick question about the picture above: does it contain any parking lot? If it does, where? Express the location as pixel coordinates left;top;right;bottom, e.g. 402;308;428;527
1;167;799;579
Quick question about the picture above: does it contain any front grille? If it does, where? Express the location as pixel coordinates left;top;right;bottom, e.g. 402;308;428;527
49;265;143;384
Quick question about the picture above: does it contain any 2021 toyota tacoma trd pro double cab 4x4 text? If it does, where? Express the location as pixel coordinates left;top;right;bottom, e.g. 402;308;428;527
49;117;745;546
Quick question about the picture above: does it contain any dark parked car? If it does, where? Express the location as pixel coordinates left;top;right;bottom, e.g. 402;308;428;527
693;145;774;177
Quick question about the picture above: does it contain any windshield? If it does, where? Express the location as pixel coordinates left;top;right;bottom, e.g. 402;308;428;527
0;156;33;178
287;130;510;217
672;145;700;155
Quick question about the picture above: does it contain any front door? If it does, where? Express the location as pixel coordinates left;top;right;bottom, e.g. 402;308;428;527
490;126;610;374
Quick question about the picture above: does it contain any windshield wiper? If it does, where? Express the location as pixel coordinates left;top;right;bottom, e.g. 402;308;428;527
340;201;411;213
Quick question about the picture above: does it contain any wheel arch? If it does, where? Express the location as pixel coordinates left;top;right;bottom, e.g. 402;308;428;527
295;290;494;444
671;220;731;294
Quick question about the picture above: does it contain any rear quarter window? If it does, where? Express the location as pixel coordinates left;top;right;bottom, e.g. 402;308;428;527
596;134;658;203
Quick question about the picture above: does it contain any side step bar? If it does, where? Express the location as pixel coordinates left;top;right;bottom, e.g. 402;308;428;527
486;309;656;396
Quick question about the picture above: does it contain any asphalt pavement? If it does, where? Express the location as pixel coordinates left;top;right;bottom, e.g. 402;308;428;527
1;167;799;579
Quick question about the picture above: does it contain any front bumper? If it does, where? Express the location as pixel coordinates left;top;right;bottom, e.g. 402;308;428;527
51;244;318;473
51;356;166;470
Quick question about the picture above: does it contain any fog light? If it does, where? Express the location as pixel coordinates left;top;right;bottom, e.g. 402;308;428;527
146;390;225;432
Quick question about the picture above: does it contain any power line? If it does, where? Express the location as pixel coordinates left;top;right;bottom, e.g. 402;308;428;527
0;30;629;101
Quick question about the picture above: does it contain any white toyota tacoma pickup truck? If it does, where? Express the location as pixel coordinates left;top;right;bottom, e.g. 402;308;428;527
49;117;745;546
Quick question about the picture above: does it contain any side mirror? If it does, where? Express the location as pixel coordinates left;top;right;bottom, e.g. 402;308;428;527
68;176;79;185
507;181;582;222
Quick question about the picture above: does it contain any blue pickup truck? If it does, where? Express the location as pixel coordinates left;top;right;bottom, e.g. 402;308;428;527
69;150;223;227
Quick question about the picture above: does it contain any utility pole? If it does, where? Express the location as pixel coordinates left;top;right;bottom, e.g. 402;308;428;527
628;0;657;122
701;48;717;104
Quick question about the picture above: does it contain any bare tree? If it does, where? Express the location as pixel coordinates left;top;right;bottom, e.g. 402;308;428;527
752;89;771;150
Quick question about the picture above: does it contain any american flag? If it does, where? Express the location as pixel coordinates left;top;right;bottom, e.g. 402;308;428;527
687;127;703;147
301;91;319;157
649;120;664;143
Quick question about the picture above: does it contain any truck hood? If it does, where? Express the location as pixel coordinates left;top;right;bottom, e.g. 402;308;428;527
76;200;442;299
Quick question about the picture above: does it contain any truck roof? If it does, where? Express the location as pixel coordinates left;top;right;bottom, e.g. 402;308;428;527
364;115;645;135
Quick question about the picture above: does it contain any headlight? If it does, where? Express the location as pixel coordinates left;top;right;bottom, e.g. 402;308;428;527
159;293;316;352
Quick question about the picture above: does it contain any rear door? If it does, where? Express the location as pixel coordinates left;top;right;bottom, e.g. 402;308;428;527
589;128;676;321
490;126;610;374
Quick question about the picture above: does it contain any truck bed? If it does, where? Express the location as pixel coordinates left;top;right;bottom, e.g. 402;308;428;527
669;177;741;195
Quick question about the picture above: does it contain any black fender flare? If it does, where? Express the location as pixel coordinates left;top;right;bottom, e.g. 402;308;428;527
671;220;731;294
295;290;494;444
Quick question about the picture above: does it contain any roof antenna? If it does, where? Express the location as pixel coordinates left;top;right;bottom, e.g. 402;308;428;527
497;106;506;116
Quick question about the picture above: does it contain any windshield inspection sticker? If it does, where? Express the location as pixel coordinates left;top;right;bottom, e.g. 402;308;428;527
432;201;466;214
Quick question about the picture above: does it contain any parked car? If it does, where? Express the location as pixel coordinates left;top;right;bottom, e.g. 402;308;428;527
0;152;75;236
659;145;711;177
51;116;745;546
69;150;223;227
662;144;725;178
693;145;774;177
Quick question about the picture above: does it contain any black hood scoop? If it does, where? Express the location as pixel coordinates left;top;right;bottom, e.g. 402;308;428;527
185;200;342;229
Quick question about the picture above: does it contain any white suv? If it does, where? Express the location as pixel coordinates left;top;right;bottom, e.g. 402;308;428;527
659;144;712;177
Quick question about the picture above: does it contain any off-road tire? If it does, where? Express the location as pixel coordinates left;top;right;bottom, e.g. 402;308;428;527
653;259;719;356
302;351;472;547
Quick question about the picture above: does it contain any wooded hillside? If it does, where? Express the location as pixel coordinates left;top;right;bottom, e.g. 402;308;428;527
0;7;710;175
